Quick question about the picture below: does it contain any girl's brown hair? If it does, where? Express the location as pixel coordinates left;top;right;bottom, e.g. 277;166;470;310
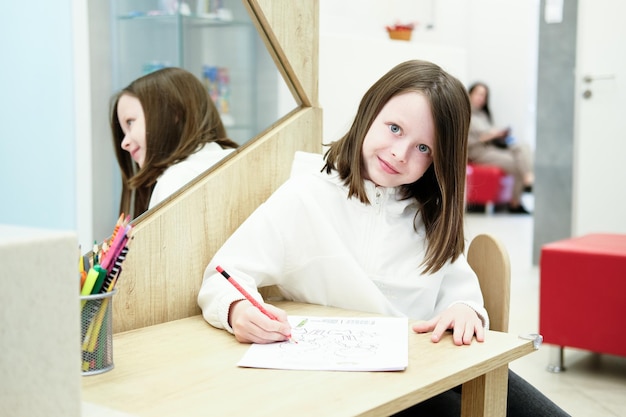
323;60;470;273
110;67;239;218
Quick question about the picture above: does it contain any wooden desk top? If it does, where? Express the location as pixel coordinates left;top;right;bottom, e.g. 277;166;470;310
82;302;534;417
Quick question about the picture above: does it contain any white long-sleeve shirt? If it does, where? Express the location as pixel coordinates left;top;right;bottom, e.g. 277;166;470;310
198;154;488;332
149;142;235;209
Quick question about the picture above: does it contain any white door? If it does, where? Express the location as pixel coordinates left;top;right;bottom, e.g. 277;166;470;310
572;0;626;235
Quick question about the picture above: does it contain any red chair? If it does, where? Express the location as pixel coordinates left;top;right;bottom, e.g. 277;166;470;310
466;163;513;213
539;234;626;371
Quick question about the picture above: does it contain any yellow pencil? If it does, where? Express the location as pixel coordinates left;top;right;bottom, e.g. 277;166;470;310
86;298;109;352
82;298;109;352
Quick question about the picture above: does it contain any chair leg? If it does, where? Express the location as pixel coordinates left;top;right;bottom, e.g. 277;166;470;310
546;346;565;373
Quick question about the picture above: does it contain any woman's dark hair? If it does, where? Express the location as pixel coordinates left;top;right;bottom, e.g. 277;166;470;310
468;81;492;123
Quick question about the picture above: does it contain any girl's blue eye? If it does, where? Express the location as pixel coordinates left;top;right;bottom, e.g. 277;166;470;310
417;144;431;154
389;124;401;134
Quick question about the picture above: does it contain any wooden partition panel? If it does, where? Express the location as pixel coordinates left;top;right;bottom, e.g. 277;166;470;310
251;0;320;108
112;0;321;333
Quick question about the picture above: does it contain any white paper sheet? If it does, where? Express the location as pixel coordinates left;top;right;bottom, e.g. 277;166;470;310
237;315;409;372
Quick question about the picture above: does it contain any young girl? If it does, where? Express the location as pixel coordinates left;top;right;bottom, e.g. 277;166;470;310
467;82;534;214
198;60;568;416
111;67;239;219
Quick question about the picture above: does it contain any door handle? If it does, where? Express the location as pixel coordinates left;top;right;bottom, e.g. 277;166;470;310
583;74;615;83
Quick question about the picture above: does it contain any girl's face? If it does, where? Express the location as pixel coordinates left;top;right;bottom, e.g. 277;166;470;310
469;85;488;110
117;94;147;168
362;92;435;188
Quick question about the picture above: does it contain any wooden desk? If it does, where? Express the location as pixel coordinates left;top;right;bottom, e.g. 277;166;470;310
82;302;534;417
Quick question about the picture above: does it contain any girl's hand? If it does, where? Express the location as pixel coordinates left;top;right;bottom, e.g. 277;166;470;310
411;304;485;346
228;300;292;344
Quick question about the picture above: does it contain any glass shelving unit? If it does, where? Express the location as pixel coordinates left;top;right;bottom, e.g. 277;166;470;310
111;0;288;145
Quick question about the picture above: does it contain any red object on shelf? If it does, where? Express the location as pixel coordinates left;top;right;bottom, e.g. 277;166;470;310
539;234;626;358
465;163;513;207
385;23;415;32
386;23;415;41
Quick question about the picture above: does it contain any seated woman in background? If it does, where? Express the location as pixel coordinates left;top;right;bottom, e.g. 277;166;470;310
110;67;239;219
467;82;534;214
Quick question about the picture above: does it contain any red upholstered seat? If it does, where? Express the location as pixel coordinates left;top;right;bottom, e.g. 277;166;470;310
539;234;626;359
466;164;513;209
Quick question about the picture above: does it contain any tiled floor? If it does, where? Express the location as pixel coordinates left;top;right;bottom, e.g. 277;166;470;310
465;211;626;417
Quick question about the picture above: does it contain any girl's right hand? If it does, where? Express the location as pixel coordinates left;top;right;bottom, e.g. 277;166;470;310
228;300;292;344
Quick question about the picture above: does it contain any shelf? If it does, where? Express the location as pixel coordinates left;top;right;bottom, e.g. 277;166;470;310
117;12;251;29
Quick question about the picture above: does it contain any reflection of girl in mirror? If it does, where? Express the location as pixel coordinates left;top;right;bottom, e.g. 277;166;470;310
467;82;534;214
111;67;239;219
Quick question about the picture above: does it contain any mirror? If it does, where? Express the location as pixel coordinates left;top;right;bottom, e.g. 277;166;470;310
111;0;298;146
89;0;299;231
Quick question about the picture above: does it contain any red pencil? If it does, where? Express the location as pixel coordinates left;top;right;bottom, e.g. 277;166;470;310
216;265;294;342
216;265;278;319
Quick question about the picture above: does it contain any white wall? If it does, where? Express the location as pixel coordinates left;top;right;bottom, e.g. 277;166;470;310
319;0;539;149
319;35;468;143
465;0;539;150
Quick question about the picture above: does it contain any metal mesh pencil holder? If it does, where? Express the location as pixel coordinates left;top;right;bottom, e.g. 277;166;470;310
80;289;117;375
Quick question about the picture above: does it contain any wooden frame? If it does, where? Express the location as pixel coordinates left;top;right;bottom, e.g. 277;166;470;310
112;0;322;333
